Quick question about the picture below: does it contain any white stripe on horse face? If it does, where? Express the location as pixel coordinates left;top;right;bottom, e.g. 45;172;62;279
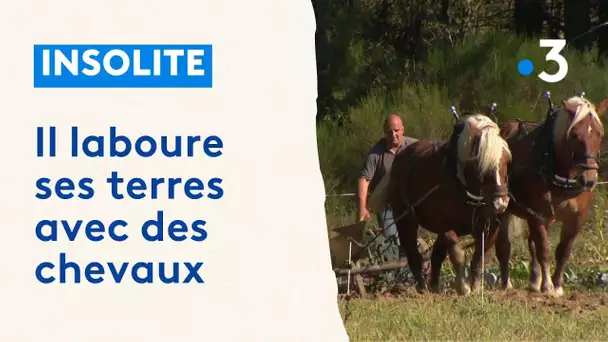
495;166;501;186
492;153;509;213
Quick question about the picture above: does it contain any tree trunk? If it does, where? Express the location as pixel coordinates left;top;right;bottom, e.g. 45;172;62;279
599;0;608;58
563;0;591;52
546;0;562;39
311;0;333;121
514;0;545;37
440;0;450;24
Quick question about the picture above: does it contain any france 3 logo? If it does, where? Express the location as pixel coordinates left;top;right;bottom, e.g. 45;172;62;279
518;39;568;83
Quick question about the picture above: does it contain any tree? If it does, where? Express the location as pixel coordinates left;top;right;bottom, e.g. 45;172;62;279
563;0;592;51
311;0;334;121
514;0;545;37
599;0;608;58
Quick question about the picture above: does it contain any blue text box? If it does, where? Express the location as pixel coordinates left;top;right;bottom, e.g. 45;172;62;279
33;44;213;88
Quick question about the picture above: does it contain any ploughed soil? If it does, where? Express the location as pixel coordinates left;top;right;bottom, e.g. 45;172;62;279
340;285;608;315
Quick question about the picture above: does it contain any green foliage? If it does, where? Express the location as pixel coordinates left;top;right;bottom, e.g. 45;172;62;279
319;31;608;229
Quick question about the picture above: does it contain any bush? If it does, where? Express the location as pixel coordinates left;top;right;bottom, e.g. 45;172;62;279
319;30;608;227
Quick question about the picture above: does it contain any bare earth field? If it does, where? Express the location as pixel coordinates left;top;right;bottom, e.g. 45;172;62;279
338;287;608;341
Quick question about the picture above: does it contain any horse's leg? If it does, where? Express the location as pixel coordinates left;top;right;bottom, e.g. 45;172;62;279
429;234;449;293
445;230;471;296
397;215;426;293
470;227;499;293
552;211;586;297
526;234;541;293
495;213;513;291
527;219;556;296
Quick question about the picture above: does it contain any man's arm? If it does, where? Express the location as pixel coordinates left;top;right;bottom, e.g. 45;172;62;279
357;177;371;221
357;150;378;221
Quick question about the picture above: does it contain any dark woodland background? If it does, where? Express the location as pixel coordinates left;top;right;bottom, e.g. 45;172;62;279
312;0;608;122
312;0;608;223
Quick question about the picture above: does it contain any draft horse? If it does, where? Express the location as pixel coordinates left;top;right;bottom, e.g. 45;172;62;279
369;112;512;295
495;92;608;297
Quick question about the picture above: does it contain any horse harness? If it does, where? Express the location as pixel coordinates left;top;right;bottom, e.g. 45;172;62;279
335;122;507;272
507;104;600;223
443;119;508;208
402;122;502;237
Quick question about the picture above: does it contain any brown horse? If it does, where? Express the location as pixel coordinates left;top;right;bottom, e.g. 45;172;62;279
495;93;608;297
369;113;512;295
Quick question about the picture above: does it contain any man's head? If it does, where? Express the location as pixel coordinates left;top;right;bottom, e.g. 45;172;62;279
383;113;404;148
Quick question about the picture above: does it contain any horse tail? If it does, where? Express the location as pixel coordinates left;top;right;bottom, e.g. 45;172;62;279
368;169;392;214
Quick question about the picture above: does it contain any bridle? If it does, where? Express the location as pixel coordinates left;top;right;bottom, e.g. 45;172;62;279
447;105;509;209
537;91;600;194
458;142;510;208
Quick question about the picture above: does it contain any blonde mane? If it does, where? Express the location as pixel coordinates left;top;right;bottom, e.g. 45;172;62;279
554;96;604;140
457;114;512;177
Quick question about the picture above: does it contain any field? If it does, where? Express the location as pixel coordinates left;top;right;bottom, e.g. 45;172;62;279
338;289;608;340
317;29;608;340
333;222;608;340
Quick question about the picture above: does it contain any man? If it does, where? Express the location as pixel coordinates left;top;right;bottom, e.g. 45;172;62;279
357;113;417;262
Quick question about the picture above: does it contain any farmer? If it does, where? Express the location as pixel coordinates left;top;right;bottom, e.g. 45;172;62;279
357;113;418;262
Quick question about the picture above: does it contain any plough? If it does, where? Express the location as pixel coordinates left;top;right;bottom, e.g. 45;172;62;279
329;220;431;296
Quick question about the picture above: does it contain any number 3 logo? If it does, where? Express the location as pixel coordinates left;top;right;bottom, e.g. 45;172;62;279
538;39;568;83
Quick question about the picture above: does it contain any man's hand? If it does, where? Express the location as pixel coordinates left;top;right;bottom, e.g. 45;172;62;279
358;208;372;222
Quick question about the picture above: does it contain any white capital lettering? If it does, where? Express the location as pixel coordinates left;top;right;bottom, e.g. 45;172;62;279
164;49;184;76
54;50;78;76
103;50;130;76
187;50;205;76
133;50;150;76
42;49;50;76
82;49;101;76
153;50;161;76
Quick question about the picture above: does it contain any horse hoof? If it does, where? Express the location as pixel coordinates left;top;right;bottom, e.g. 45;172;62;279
430;284;441;294
528;282;541;293
544;287;563;298
541;283;557;296
455;282;471;296
460;287;471;296
471;280;482;293
416;283;428;294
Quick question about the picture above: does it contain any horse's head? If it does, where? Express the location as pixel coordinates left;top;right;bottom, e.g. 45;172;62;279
550;95;608;192
456;114;512;214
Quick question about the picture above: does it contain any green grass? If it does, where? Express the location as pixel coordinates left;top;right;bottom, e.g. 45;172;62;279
338;290;608;341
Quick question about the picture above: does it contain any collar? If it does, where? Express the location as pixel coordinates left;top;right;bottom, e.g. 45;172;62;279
383;136;405;153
